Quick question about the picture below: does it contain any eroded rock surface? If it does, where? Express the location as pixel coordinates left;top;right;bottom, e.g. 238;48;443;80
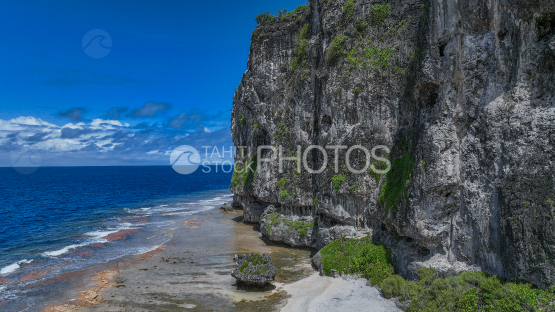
260;205;317;247
231;0;555;287
231;253;277;287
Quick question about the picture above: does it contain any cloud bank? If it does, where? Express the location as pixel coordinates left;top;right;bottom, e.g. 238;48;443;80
0;115;233;167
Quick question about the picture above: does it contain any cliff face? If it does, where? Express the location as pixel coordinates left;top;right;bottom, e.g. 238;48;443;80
230;0;555;287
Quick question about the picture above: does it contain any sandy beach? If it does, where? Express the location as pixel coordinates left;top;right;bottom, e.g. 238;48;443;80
43;208;398;312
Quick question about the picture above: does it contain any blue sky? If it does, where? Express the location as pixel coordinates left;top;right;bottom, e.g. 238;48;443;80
0;0;305;166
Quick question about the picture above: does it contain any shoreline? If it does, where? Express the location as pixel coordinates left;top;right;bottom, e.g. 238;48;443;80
0;190;235;311
43;207;313;311
41;206;398;312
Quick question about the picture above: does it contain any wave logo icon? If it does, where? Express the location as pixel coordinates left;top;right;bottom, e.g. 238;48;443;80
82;29;112;58
11;149;41;174
170;145;201;175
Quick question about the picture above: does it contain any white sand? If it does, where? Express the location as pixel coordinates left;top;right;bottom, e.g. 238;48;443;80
281;273;402;312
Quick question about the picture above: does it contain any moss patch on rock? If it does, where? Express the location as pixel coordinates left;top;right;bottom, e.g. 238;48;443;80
232;253;277;287
378;152;414;214
266;212;315;237
331;174;345;192
231;154;257;190
240;254;270;275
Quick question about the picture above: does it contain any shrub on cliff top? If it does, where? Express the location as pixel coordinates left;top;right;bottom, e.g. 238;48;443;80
255;12;275;25
282;5;310;18
320;235;393;285
256;5;310;25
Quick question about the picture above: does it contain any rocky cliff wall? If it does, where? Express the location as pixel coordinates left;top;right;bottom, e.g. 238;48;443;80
231;0;555;287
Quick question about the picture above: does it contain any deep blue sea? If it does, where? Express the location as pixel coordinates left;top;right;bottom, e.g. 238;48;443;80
0;166;232;306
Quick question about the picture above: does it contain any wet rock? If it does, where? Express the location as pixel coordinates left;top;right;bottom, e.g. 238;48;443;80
231;253;276;287
219;203;233;212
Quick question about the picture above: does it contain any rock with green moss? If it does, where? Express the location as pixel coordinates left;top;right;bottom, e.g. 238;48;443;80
260;205;317;248
231;253;277;287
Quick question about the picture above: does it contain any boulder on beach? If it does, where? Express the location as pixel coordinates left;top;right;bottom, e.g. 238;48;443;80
219;202;233;212
231;253;276;287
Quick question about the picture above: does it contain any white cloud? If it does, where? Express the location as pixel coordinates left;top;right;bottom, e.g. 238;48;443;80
0;116;57;131
35;138;84;151
10;116;57;128
0;115;233;166
61;122;86;129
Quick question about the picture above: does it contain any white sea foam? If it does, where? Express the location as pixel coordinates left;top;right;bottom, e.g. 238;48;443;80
83;224;137;241
42;243;91;257
122;192;233;217
44;227;134;257
83;230;117;241
0;259;33;275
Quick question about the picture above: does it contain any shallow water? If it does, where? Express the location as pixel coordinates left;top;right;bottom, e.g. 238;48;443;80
64;210;315;312
0;166;233;310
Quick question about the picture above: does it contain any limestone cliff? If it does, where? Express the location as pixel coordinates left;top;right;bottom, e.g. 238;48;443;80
230;0;555;287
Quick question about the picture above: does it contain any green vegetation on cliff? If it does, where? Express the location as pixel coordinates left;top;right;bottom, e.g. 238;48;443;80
266;212;315;237
369;3;390;26
255;12;274;25
343;0;355;22
282;5;310;18
381;269;555;311
331;174;345;192
320;236;393;285
369;159;389;184
320;236;555;311
378;152;414;214
349;183;359;194
291;23;311;73
255;4;310;25
231;154;257;189
326;35;347;66
277;176;290;200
